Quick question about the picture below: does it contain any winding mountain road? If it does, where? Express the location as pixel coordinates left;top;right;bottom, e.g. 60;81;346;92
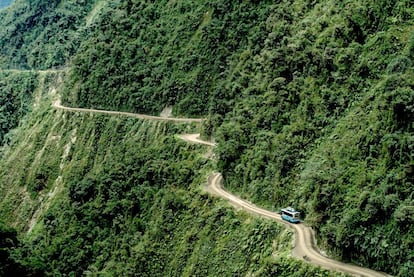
53;100;202;123
53;102;390;277
206;173;389;277
175;134;391;277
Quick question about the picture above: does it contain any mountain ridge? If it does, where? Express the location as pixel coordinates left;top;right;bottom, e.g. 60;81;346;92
0;0;413;276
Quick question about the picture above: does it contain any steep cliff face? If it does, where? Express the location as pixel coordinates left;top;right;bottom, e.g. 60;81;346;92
0;76;333;276
0;0;413;276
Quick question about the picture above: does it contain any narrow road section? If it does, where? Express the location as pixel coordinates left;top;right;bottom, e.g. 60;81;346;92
0;68;67;74
179;134;391;277
178;134;216;146
53;100;203;123
208;173;390;277
52;101;391;277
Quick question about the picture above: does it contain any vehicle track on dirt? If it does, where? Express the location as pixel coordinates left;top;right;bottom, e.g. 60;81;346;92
53;102;390;277
0;68;67;74
53;100;203;123
178;134;391;277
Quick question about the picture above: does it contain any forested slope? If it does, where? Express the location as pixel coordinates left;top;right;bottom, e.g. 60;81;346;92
0;0;413;276
0;0;97;69
61;1;413;274
0;83;338;276
0;70;38;145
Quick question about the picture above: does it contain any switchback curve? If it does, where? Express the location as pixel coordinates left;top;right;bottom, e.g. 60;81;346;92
52;102;391;277
178;134;391;277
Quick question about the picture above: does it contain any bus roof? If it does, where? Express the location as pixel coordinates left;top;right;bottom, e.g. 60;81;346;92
281;207;300;214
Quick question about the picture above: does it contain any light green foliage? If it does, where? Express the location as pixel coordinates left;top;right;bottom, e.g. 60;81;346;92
0;0;413;276
0;106;337;276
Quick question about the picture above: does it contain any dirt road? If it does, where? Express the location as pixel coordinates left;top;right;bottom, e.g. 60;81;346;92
52;101;391;277
177;134;216;146
208;173;391;277
179;134;390;277
0;69;67;74
53;100;203;123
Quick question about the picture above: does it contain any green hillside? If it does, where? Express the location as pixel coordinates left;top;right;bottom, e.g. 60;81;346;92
0;70;38;145
0;0;413;276
0;0;96;69
0;79;337;276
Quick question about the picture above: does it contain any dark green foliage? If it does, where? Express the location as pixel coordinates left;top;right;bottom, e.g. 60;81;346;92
62;0;273;116
205;2;413;275
0;71;37;145
0;0;413;276
261;257;336;277
0;222;18;275
1;110;328;276
0;0;96;69
0;221;44;276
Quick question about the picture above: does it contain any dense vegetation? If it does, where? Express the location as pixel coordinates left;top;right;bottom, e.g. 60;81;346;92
62;1;413;274
62;0;275;115
0;0;97;69
0;221;43;276
212;2;414;275
0;101;339;276
0;0;413;276
0;71;38;146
